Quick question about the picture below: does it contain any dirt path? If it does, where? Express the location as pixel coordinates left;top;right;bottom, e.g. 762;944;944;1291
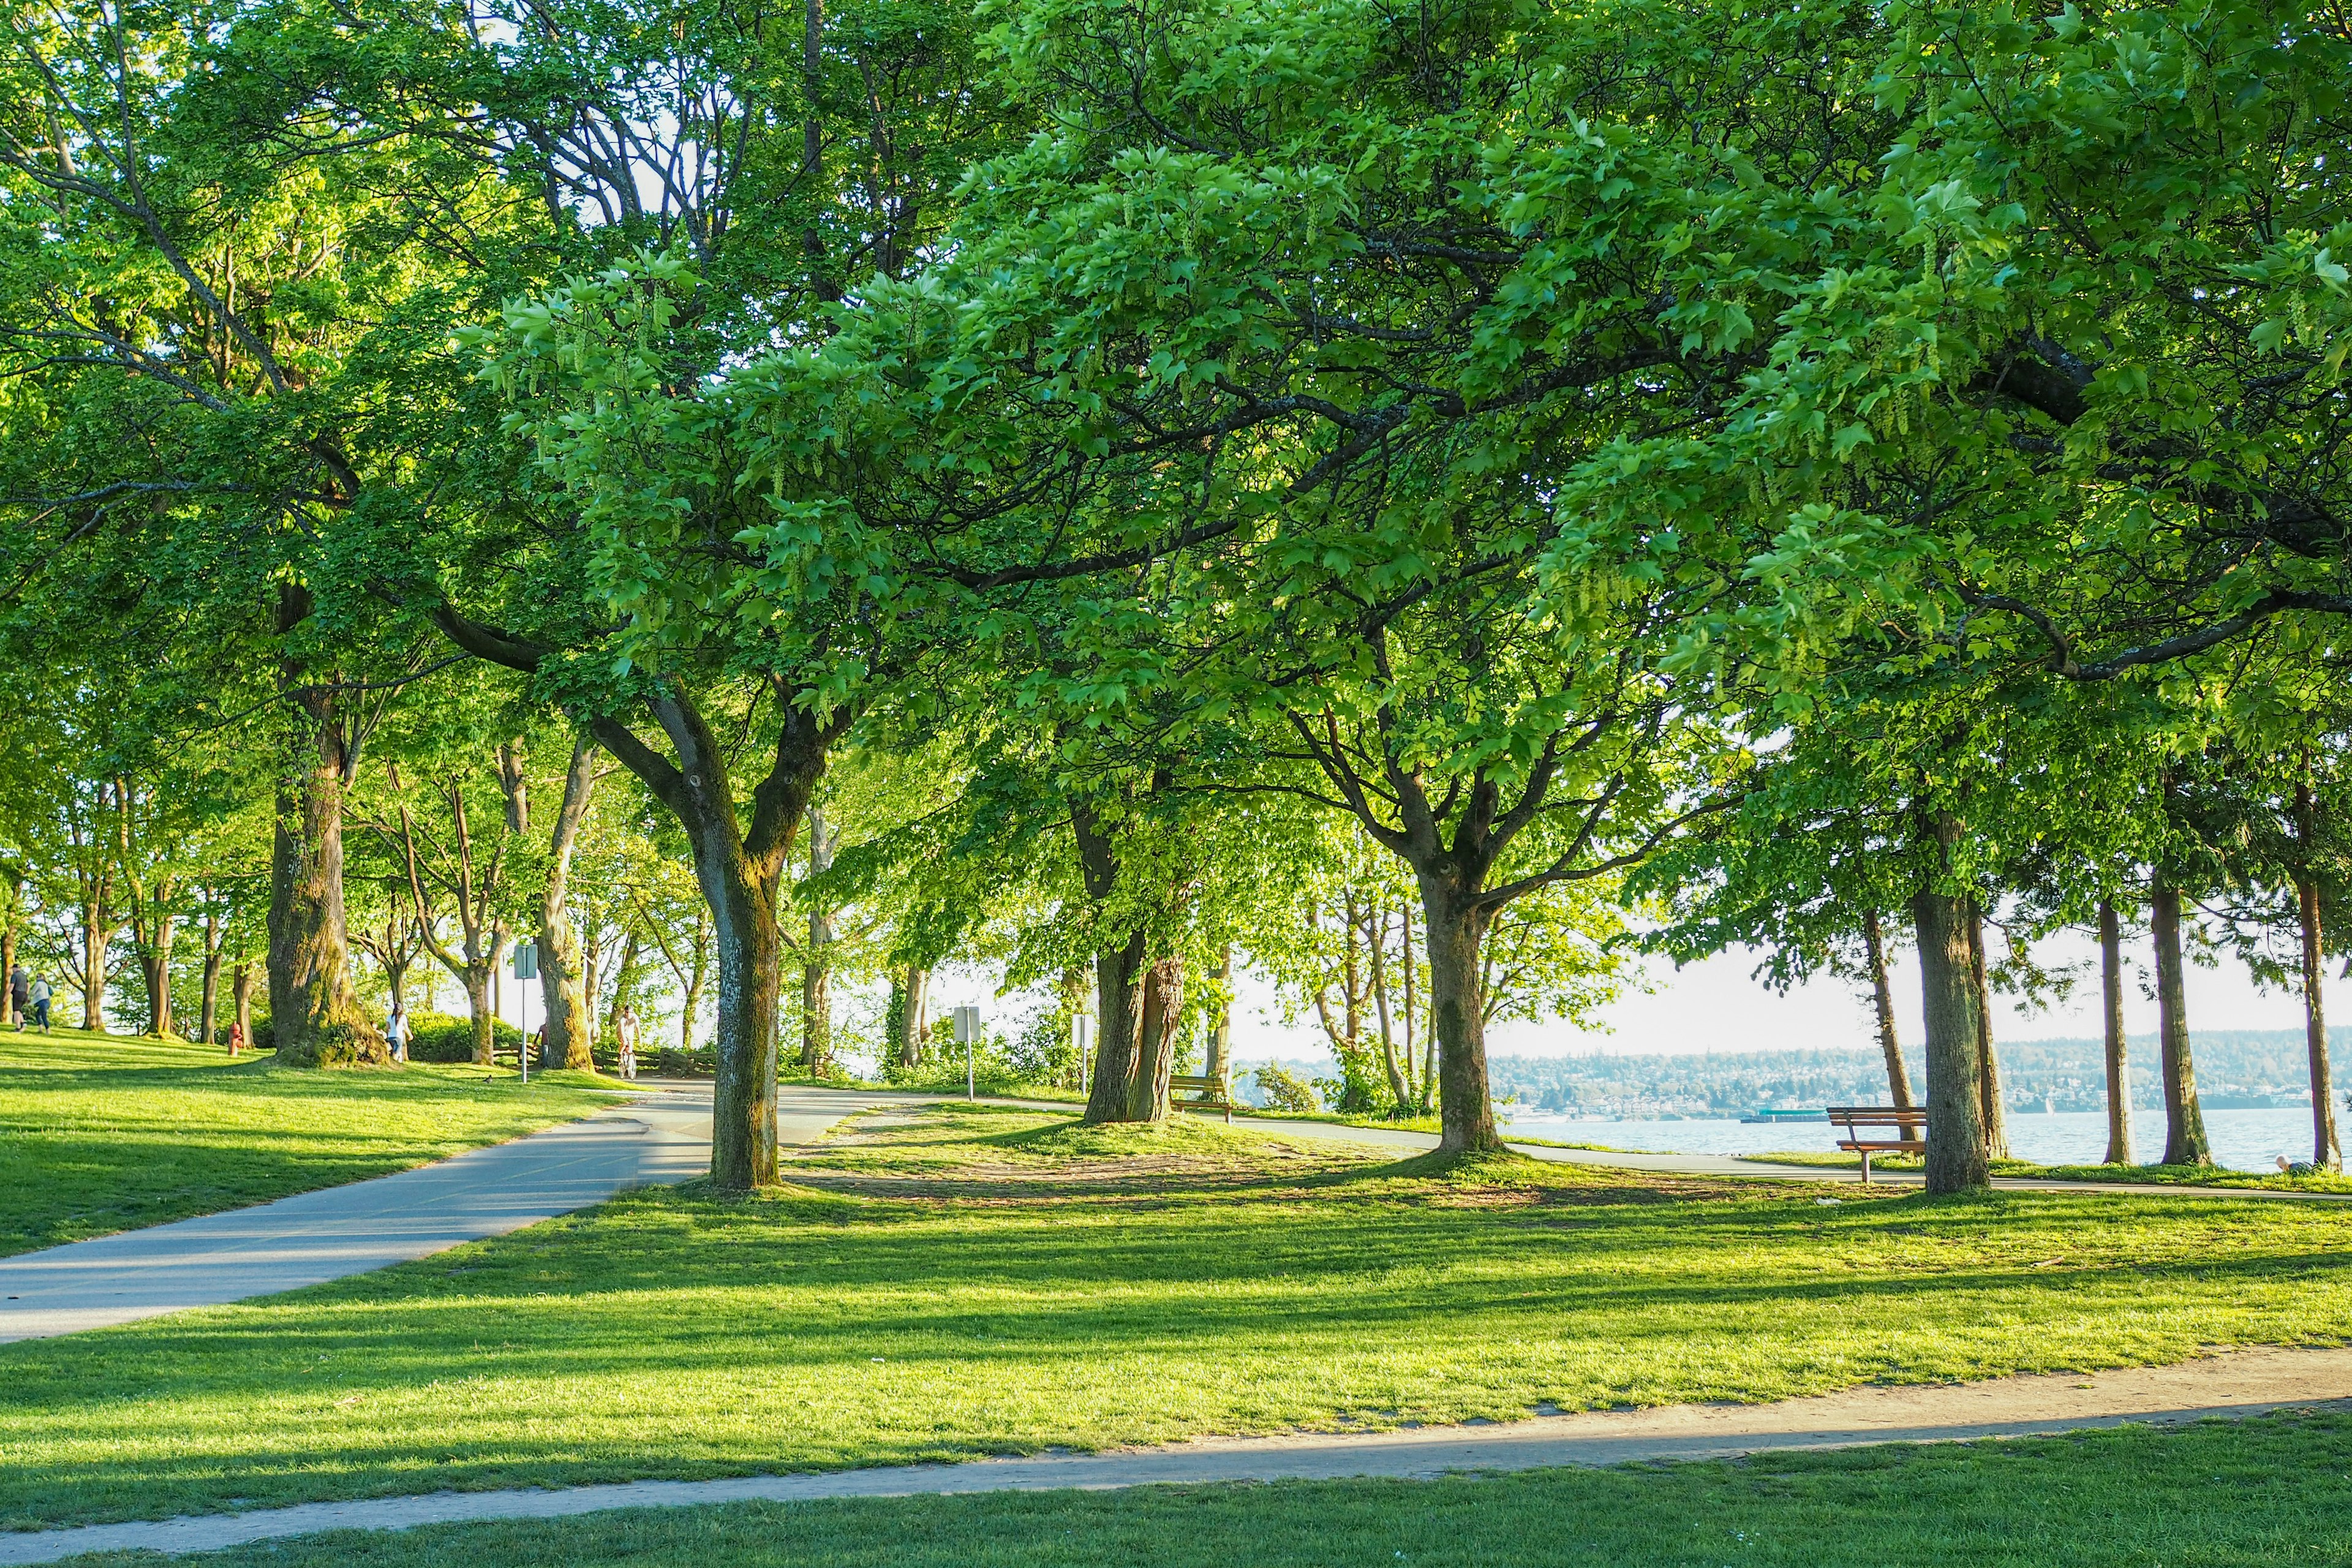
2;1344;2343;1564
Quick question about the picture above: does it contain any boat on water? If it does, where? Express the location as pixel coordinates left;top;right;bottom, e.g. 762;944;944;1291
1740;1107;1829;1124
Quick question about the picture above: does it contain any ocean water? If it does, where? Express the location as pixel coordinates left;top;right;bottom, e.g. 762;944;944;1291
1497;1106;2330;1174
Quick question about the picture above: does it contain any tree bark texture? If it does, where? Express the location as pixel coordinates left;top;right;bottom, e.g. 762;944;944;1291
1911;883;1989;1193
80;896;110;1033
892;964;929;1068
539;736;600;1071
801;804;836;1072
1421;878;1500;1154
232;962;254;1043
1966;907;2009;1158
2098;898;2133;1165
1124;954;1180;1123
1861;909;1913;1109
268;587;380;1066
1072;799;1153;1123
2149;873;2213;1166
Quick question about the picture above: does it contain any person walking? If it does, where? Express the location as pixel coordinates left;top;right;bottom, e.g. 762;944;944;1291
385;1001;409;1065
27;974;51;1032
617;1005;638;1082
8;963;28;1031
226;1017;245;1056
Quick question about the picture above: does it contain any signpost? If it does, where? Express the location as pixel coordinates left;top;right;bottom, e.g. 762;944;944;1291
1072;1012;1091;1097
511;940;538;1083
952;1006;982;1101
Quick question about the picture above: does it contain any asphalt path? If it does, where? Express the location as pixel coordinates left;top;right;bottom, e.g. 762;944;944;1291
0;1084;895;1344
2;1344;2345;1564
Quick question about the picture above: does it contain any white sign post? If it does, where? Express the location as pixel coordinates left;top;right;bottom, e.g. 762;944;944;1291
512;940;538;1084
952;1006;982;1101
1072;1012;1091;1097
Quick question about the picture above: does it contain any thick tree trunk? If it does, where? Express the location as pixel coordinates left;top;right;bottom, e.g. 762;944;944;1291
1966;906;2009;1158
198;908;223;1045
1911;881;1989;1193
1125;954;1181;1122
700;848;782;1189
268;587;380;1067
1206;946;1232;1084
1084;933;1147;1121
465;965;496;1066
892;964;929;1068
2149;873;2213;1166
540;737;599;1071
1421;880;1499;1154
2098;898;2133;1165
1861;909;1913;1109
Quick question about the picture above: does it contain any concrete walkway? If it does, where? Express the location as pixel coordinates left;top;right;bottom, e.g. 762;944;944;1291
0;1085;899;1344
3;1344;2344;1564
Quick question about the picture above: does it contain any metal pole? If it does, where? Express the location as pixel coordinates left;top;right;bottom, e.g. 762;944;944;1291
966;1028;974;1101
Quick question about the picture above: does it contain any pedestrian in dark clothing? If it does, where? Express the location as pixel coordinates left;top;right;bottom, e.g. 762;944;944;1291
7;965;27;1030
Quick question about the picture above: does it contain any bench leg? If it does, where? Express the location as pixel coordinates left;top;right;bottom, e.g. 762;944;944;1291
1860;1150;1871;1185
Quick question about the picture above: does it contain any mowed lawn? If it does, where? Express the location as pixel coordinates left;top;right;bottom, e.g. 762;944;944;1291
48;1412;2352;1568
0;1030;617;1257
5;1105;2350;1530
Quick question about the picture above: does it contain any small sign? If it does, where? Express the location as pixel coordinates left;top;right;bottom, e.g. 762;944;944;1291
511;941;538;980
951;1005;982;1043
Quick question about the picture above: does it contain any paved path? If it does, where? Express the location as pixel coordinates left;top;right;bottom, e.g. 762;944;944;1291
0;1085;897;1344
3;1344;2344;1564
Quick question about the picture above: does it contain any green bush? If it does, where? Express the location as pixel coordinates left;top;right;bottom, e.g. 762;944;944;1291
402;1010;521;1064
1251;1063;1323;1114
272;1020;390;1068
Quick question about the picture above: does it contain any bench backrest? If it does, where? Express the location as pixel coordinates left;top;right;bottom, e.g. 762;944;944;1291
1168;1074;1230;1095
1825;1106;1927;1130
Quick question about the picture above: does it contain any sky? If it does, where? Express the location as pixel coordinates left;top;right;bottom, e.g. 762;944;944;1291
1219;925;2316;1065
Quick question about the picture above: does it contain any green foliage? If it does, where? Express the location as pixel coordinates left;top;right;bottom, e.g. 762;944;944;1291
1251;1062;1324;1113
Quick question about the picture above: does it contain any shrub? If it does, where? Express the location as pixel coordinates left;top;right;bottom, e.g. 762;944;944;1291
1251;1063;1323;1114
404;1009;522;1063
273;1019;390;1068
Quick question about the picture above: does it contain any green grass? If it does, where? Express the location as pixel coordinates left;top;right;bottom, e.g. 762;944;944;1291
49;1411;2352;1567
6;1103;2351;1531
0;1029;620;1257
1744;1148;2352;1193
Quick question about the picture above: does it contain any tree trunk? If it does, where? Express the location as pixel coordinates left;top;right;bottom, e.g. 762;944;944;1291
466;965;496;1066
539;736;599;1071
198;908;223;1045
1125;954;1181;1122
682;914;710;1052
81;895;110;1033
893;964;929;1068
1911;879;1989;1193
139;890;177;1038
2149;872;2213;1166
1420;878;1499;1154
1;921;15;1028
1369;911;1411;1109
1966;905;2009;1159
1206;946;1232;1084
2098;898;2133;1165
700;848;782;1189
1861;909;1913;1109
2295;783;2342;1171
801;804;837;1073
1084;932;1147;1121
232;961;255;1044
268;586;380;1067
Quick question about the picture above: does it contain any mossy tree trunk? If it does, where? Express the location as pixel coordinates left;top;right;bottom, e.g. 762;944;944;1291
538;736;600;1071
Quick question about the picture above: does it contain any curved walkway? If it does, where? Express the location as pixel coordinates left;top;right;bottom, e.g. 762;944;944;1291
0;1085;896;1344
2;1344;2344;1564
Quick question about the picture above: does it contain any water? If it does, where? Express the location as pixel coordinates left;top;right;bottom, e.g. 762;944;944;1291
1497;1106;2327;1173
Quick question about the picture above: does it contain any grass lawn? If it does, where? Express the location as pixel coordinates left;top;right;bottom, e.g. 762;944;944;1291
4;1104;2350;1531
1744;1148;2352;1194
50;1411;2352;1567
0;1029;621;1257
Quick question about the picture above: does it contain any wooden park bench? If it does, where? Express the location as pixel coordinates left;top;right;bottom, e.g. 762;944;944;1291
1826;1106;1928;1183
1169;1071;1236;1123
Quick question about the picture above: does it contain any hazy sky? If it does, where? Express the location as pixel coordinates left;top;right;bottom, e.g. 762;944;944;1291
1224;925;2318;1062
